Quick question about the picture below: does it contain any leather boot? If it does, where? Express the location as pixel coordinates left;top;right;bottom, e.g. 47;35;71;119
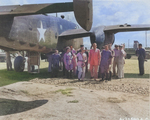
70;70;73;79
106;73;109;80
66;70;69;78
108;71;112;81
101;73;104;81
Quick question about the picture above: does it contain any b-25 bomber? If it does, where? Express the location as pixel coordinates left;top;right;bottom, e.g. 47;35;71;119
0;0;150;72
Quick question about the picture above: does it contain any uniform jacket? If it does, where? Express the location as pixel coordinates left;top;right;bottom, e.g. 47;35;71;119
89;48;101;66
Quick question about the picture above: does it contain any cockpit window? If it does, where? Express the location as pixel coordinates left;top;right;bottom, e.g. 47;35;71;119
57;18;77;34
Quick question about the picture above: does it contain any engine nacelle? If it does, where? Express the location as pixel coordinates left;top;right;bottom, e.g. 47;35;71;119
104;32;115;46
90;26;105;49
90;26;115;49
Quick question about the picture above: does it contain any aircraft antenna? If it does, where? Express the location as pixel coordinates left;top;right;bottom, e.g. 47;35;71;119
61;15;65;19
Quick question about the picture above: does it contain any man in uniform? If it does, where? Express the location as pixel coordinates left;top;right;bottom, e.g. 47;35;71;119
89;43;101;81
64;47;74;78
118;45;126;79
61;47;67;77
136;44;146;75
100;45;112;81
85;47;89;73
77;45;84;54
108;44;114;80
51;50;61;77
46;49;53;73
70;46;77;76
113;45;120;77
76;48;87;81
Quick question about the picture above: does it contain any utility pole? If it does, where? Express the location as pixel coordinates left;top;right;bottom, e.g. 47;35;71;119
128;39;130;48
56;13;57;17
145;31;147;47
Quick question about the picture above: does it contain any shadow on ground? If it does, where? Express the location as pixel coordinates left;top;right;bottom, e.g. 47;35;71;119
0;98;48;116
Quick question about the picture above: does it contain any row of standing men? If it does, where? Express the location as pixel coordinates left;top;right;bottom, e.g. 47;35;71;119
47;43;126;81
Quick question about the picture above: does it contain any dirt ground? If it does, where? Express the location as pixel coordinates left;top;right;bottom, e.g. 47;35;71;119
0;78;149;120
0;59;149;120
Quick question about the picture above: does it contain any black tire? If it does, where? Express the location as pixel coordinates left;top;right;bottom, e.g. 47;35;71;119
126;54;131;59
0;57;5;62
14;56;25;72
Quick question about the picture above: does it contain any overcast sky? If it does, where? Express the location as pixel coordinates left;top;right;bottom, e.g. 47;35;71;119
0;0;150;49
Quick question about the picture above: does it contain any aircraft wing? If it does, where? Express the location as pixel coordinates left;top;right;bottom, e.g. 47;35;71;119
104;24;150;33
0;2;73;16
59;29;92;40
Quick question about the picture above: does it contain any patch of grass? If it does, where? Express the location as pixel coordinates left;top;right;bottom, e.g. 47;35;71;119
0;59;149;87
124;73;149;78
0;68;53;87
56;88;74;96
107;97;126;103
0;61;63;87
68;100;79;103
124;59;150;78
20;90;30;95
124;59;150;74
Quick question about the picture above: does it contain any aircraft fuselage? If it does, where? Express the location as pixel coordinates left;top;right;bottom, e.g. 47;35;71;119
0;15;83;52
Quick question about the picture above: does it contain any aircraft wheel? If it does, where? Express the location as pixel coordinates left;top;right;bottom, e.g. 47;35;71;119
0;57;5;62
14;56;25;72
126;54;131;59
